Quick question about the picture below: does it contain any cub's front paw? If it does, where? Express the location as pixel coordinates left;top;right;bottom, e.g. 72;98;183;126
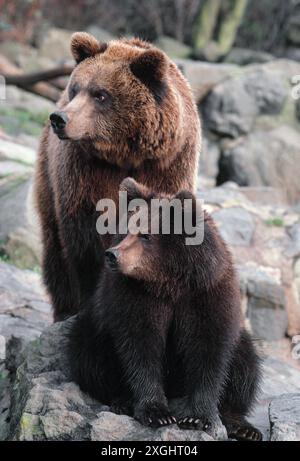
134;402;177;428
177;416;211;432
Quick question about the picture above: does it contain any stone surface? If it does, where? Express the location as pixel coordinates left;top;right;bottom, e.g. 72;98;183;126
212;207;255;246
218;127;300;204
238;263;288;341
0;262;51;346
6;319;223;441
202;68;288;138
38;28;74;61
269;394;300;441
155;36;192;59
225;48;274;66
4;314;300;441
176;59;238;103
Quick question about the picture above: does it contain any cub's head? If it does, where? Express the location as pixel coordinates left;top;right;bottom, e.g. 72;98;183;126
104;178;210;296
50;33;182;167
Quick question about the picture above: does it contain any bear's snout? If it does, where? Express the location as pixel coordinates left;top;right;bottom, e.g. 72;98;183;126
105;248;120;270
50;111;69;138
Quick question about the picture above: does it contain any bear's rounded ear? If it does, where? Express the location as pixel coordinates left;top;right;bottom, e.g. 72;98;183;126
71;32;107;64
120;177;149;201
175;190;195;204
130;49;168;102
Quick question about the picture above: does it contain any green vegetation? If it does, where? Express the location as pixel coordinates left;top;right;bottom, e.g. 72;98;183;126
265;217;284;227
0;107;48;137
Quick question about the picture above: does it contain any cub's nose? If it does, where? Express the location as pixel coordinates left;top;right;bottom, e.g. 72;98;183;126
105;248;120;269
50;111;68;131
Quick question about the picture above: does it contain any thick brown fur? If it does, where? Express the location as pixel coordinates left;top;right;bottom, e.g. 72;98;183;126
68;178;262;441
34;33;201;321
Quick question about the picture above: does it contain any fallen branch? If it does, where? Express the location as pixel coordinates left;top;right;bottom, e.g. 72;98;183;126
4;65;74;86
0;56;73;102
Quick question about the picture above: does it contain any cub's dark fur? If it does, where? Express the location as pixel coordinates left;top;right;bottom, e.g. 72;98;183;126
68;178;262;441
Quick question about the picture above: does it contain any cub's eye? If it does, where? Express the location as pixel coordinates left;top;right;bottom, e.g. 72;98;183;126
140;234;152;242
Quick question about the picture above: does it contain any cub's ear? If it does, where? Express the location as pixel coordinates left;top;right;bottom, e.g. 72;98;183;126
130;49;168;102
175;190;195;205
71;32;107;64
120;177;150;202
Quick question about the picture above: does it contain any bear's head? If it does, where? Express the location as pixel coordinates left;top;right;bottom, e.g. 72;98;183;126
104;178;229;297
50;32;190;168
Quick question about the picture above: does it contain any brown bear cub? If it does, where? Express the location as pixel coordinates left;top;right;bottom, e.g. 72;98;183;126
68;178;262;441
34;32;200;322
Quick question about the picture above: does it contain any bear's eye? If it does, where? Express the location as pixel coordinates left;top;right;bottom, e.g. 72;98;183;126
93;90;110;104
68;84;79;101
140;233;152;242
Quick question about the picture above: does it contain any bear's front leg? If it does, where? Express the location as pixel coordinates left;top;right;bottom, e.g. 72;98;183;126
112;308;177;428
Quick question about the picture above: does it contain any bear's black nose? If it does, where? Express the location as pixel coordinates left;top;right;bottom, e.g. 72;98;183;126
105;248;120;269
50;111;68;131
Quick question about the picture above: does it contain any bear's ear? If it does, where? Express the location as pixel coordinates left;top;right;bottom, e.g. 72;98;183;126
120;177;149;202
71;32;107;64
130;49;168;102
175;190;195;205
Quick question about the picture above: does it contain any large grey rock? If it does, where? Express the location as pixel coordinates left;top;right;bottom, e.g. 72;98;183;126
238;264;288;341
269;394;300;441
155;36;192;59
38;28;74;62
212;207;255;246
218;127;300;203
86;25;115;43
0;262;51;350
7;319;223;441
202;68;288;138
225;48;274;66
3;86;55;114
6;314;300;441
176;59;238;103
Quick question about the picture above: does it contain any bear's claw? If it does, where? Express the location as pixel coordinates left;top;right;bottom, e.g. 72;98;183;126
177;416;211;431
228;425;262;441
135;403;176;428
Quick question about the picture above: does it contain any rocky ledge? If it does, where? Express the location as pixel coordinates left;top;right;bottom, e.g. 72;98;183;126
0;261;299;441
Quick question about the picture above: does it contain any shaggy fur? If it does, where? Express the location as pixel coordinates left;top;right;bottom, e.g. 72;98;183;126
68;178;262;441
34;33;201;321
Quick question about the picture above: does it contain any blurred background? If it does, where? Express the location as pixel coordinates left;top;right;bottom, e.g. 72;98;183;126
0;0;300;401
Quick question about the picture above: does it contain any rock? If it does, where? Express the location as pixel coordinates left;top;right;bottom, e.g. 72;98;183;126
6;314;300;441
269;394;300;441
0;137;36;165
176;59;238;103
199;137;220;183
38;28;74;62
86;26;115;43
217;127;300;204
7;318;225;441
238;263;288;341
212;207;255;246
224;48;274;66
155;36;192;59
287;14;300;46
0;262;51;345
0;42;38;69
202;76;258;138
0;136;42;266
3;85;55;114
202;68;288;138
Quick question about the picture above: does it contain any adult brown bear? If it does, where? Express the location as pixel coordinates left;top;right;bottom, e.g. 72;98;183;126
34;33;201;321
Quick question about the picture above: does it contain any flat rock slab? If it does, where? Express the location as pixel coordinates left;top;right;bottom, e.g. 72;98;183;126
4;313;300;441
269;394;300;441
